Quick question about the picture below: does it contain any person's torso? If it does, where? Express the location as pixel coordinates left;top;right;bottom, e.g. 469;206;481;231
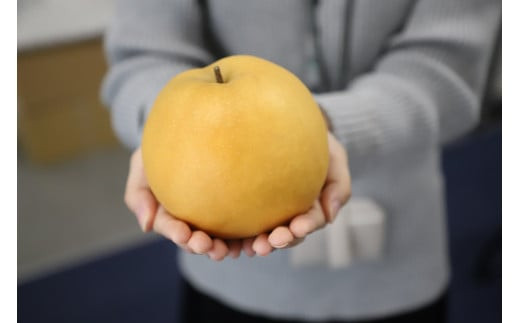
203;0;414;91
179;1;449;320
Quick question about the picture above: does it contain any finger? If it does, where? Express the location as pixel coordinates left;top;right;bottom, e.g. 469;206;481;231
187;231;214;254
124;149;158;231
228;240;242;259
242;238;256;257
289;200;326;238
153;206;192;246
321;134;352;222
252;233;273;256
208;239;229;261
268;227;295;248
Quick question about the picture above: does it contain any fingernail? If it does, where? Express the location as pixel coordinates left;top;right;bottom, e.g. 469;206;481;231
137;205;149;231
273;242;289;249
329;200;341;223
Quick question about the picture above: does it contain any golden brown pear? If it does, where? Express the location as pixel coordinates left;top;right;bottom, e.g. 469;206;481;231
142;55;329;238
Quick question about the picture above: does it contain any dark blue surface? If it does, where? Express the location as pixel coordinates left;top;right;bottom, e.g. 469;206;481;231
442;126;502;323
18;239;183;323
18;126;501;323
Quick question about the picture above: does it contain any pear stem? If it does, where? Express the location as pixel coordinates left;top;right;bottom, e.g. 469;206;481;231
213;66;224;83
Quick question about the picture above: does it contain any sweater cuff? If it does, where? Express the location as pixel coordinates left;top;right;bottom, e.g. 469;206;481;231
313;74;439;173
102;58;192;149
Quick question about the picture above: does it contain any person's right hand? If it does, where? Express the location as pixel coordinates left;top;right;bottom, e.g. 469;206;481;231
125;147;243;261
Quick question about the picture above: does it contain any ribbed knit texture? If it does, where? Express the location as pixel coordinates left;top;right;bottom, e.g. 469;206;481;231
101;0;500;320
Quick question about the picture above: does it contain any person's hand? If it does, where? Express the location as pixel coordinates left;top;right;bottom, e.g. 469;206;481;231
124;131;350;260
246;132;351;256
125;147;242;261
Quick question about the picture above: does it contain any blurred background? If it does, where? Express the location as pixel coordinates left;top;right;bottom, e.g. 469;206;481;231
17;1;501;322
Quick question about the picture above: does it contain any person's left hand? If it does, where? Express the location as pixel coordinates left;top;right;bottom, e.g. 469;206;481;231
237;132;352;257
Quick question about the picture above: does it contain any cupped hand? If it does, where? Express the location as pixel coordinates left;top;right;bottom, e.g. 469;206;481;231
124;132;350;260
125;147;234;261
252;132;352;256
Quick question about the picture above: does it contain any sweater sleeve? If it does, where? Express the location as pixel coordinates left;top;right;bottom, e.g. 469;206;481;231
101;0;213;149
315;0;500;173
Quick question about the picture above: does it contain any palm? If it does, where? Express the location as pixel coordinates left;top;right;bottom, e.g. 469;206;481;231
124;133;350;260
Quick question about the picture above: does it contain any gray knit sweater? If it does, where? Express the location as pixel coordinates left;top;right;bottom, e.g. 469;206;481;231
101;0;500;320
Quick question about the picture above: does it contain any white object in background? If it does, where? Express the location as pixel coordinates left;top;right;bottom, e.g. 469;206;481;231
326;205;353;269
290;197;386;269
348;198;386;262
18;0;116;51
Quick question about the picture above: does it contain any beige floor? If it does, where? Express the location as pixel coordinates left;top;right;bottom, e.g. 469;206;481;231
18;146;158;283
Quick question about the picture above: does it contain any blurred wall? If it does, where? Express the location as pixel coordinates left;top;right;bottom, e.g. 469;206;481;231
18;0;118;164
17;0;154;283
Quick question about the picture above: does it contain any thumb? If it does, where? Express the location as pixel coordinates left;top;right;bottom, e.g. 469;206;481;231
124;148;158;232
321;134;351;222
